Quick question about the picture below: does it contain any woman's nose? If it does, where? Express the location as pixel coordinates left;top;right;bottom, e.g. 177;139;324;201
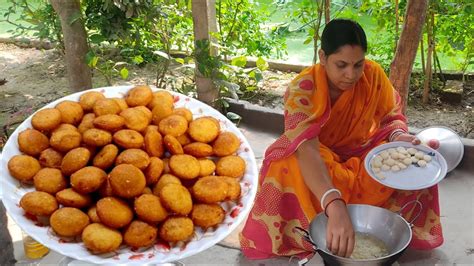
345;67;356;80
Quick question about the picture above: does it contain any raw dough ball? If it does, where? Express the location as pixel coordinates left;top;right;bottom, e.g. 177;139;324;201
372;160;382;168
415;151;425;159
381;165;390;171
397;147;407;154
385;158;396;166
390;152;399;160
380;151;389;160
417;160;427;167
391;165;400;172
423;155;432;162
407;148;417;155
398;162;407;169
387;148;396;153
403;158;412;165
372;167;381;173
411;156;419;163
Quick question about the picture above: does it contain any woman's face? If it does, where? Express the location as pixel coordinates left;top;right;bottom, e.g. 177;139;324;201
319;45;365;91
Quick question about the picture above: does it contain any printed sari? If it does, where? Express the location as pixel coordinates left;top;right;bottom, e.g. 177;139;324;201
240;60;443;259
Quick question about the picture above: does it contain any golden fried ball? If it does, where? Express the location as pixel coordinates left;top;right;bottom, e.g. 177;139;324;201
193;176;228;203
115;149;150;170
144;125;164;158
159;183;193;215
113;129;144;149
216;155;246;179
53;124;79;133
93;114;125;132
31;108;62;132
18;129;49;156
148;90;174;110
93;144;119;170
134;194;168;224
188;117;220;143
8;155;41;182
151;104;173;125
159;217;194;242
96;197;133;229
124;220;157;248
176;133;192;146
39;148;63;169
145;157;164;185
87;206;101;223
109;164;146;198
56;101;84;125
213;132;240;156
78;113;96;134
159;115;188;137
111;97;128;111
71;166;107;194
198;158;216;177
82;223;123;253
50;207;90;237
126;85;153;107
20;191;58;216
223;176;241;201
183;142;213;157
134;106;153;121
79;91;105;112
120;107;151;132
162;158;171;174
33;168;67;194
201;116;221;131
61;147;91;176
163;135;183;155
93;98;121;116
191;204;225;229
82;128;112;147
172;108;193;123
50;129;82;152
169;154;200;180
152;174;181;195
56;188;92;208
98;179;114;198
142;187;153;194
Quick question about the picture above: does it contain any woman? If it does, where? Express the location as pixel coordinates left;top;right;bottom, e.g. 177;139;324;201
240;19;443;259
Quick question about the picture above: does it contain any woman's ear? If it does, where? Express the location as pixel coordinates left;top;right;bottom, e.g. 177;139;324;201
318;49;326;66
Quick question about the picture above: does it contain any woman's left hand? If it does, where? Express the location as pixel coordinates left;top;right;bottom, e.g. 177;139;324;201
393;133;440;149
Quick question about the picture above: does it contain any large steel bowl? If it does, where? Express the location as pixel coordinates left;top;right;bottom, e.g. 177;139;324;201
296;202;421;266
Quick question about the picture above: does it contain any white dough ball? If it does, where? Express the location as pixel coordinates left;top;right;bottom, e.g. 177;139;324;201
411;156;419;163
390;152;399;160
374;155;383;162
388;148;396;153
381;165;390;171
397;147;408;154
415;151;425;159
417;160;427;167
372;167;381;173
399;163;407;169
403;158;412;165
398;153;407;160
423;155;432;162
391;165;400;172
407;148;417;155
372;160;383;168
385;158;396;166
380;151;389;159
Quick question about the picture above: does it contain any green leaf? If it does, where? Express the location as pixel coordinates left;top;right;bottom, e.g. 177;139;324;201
175;58;185;64
303;37;312;45
120;67;129;80
231;56;247;67
256;57;269;71
89;34;105;44
226;112;242;123
132;55;144;65
86;51;98;68
153;50;171;60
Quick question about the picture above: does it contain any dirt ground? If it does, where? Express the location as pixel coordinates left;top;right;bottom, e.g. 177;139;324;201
0;43;472;150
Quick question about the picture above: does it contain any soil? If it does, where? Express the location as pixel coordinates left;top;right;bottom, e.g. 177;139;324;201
0;43;472;150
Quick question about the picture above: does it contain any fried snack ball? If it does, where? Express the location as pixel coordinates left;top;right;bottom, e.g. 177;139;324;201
152;174;181;195
56;188;92;208
144;126;164;158
33;168;67;194
82;223;122;253
193;176;228;203
188;117;220;143
31;108;62;132
82;128;112;147
223;176;241;201
169;154;200;180
145;157;164;185
54;123;79;133
134;194;168;224
39;148;63;169
213;132;240;156
20;191;58;216
93;114;125;132
176;133;192;146
8;155;41;182
126;85;153;107
120;107;150;132
61;147;91;176
96;197;133;228
216;155;246;179
135;106;153;121
50;129;82;152
151;104;173;125
79;91;105;111
93;144;119;170
142;187;153;194
198;158;216;177
98;179;114;198
183;142;213;157
159;217;194;242
18;129;49;156
124;220;157;248
113;129;144;149
162;158;171;174
87;206;101;223
191;204;225;229
148;90;174;110
111;97;128;111
50;207;90;237
71;166;107;194
78;113;96;134
159;115;188;137
115;149;150;170
163;135;183;155
159;183;192;215
93;98;121;116
56;101;84;125
109;164;146;198
172;108;193;123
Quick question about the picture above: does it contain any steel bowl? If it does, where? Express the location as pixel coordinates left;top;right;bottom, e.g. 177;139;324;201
296;202;421;266
416;126;464;172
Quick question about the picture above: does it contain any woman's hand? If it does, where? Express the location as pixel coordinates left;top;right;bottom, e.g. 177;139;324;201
392;132;440;149
325;200;355;258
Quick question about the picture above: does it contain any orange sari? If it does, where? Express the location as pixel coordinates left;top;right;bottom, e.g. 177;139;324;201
240;60;443;259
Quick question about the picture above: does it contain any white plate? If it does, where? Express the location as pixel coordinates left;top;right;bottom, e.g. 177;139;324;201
0;86;258;264
364;141;447;190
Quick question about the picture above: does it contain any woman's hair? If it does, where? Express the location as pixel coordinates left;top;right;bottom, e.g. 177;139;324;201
321;19;367;56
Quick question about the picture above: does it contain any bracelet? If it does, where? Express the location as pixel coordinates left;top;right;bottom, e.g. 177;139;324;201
324;198;346;217
389;129;406;142
320;188;342;210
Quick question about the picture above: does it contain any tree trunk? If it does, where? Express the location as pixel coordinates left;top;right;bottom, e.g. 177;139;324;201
394;0;399;53
422;10;434;104
50;0;92;92
324;0;330;24
389;0;429;113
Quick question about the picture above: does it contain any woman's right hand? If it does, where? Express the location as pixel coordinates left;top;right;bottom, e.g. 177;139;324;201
325;200;355;258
